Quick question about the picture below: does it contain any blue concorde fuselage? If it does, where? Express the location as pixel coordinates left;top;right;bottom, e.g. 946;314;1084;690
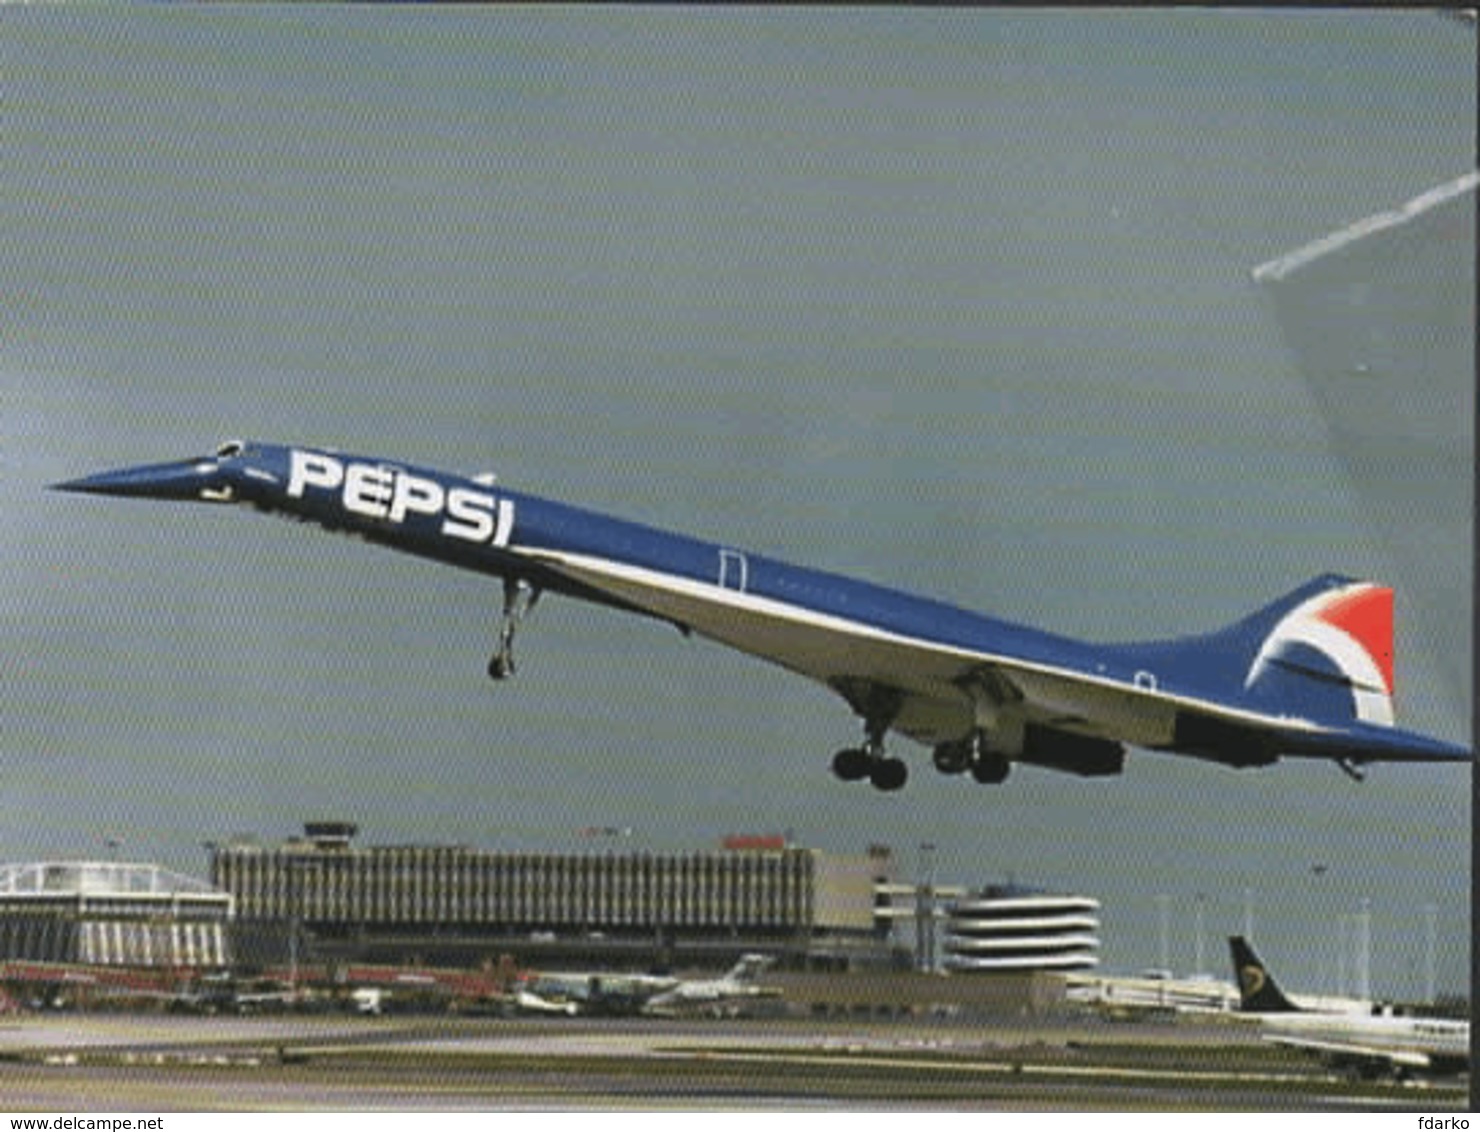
53;439;1473;775
269;443;1098;679
58;440;1113;681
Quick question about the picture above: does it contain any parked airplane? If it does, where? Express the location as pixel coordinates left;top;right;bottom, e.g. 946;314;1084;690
640;953;778;1017
1064;968;1237;1016
55;442;1470;790
511;955;776;1017
1229;936;1469;1078
512;968;680;1017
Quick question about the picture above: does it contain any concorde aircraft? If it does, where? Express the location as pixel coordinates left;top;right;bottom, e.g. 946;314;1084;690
55;441;1471;791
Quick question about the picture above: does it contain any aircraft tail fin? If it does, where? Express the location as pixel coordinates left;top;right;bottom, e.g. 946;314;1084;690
1229;936;1301;1014
726;954;773;984
1143;575;1397;729
1238;575;1395;728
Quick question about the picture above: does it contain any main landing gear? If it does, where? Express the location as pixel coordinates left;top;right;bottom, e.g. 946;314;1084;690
931;731;1011;784
488;576;541;681
830;689;908;792
831;741;908;793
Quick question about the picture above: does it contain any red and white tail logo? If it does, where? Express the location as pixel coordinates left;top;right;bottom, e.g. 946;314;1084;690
1244;582;1395;726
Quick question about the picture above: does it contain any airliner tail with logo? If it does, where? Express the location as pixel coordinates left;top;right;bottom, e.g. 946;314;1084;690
55;442;1470;790
1230;935;1469;1078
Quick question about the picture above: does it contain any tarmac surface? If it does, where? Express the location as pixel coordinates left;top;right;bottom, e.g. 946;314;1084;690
0;1011;1468;1111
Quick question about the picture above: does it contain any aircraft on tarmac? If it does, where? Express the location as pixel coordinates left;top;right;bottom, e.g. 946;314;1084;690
55;441;1470;791
512;968;680;1017
641;953;779;1017
512;955;777;1018
1229;936;1469;1079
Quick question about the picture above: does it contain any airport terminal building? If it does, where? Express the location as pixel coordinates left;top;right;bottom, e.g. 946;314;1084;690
211;825;900;971
0;861;234;969
0;838;1096;1015
0;834;1100;999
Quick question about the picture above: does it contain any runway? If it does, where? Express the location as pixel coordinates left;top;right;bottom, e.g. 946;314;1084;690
0;1013;1466;1111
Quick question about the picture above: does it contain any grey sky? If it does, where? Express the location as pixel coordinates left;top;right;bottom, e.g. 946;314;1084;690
3;9;1471;996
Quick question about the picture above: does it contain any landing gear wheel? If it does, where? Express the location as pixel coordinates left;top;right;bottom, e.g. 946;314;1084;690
831;747;872;782
932;740;971;775
970;749;1010;784
869;758;908;792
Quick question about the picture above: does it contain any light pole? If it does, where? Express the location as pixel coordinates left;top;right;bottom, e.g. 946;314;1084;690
1335;913;1350;998
1356;898;1371;1002
916;842;936;974
1193;892;1206;976
1424;903;1438;1005
288;859;300;994
285;856;312;997
1311;863;1331;993
1155;893;1171;974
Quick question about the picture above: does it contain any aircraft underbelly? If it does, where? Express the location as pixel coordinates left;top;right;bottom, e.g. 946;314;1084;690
528;550;1189;749
533;551;975;739
1008;669;1179;748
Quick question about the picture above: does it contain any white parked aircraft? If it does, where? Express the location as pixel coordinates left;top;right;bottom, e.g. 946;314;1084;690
1230;936;1468;1079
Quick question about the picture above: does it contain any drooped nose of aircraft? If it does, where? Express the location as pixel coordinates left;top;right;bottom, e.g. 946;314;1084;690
52;455;234;502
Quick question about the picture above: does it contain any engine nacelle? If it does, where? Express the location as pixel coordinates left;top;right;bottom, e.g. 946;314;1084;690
1170;713;1279;769
1018;724;1125;777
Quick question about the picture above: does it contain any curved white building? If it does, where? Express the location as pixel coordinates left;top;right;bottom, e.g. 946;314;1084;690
0;861;233;968
944;885;1100;972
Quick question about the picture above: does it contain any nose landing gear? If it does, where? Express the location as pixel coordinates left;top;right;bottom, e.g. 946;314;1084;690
489;576;541;681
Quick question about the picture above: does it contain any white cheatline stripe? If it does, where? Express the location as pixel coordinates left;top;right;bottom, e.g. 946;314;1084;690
521;546;1330;736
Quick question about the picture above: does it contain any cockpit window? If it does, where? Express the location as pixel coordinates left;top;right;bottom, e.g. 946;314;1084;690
216;440;245;459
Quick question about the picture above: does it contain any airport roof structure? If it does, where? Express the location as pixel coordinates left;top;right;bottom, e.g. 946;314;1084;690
0;862;233;968
0;862;227;902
